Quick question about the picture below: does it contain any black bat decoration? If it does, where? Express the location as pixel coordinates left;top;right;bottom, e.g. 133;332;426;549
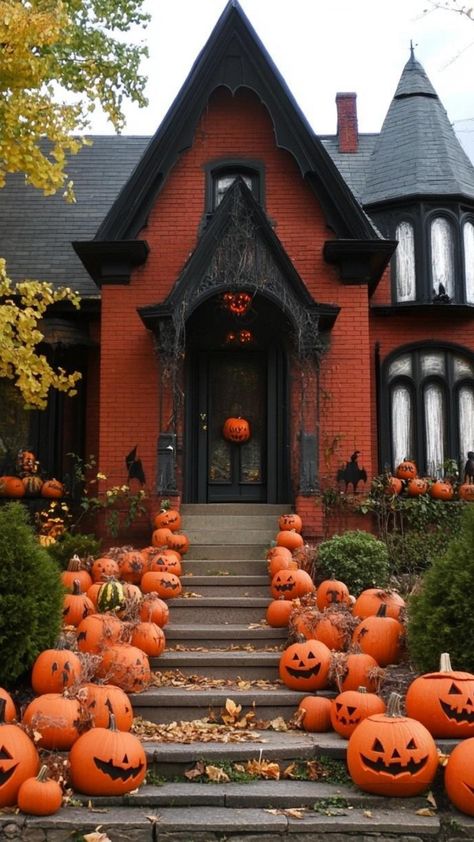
125;446;146;486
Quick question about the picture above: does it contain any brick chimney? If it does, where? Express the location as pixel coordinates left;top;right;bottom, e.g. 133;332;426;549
336;92;358;153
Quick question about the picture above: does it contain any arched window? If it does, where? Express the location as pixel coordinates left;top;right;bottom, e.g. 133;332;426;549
463;220;474;304
395;221;416;302
386;348;474;475
431;217;455;299
208;164;261;211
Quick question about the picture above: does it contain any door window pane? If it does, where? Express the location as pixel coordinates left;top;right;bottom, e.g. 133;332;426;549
391;384;413;470
431;217;454;299
395;222;416;302
388;355;412;380
424;383;445;476
459;385;474;467
463;221;474;303
421;353;445;377
454;356;474;381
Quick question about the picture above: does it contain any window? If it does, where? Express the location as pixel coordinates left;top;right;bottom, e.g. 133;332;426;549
385;348;474;476
206;162;263;214
215;172;253;207
463;221;474;304
431;217;455;299
395;221;416;302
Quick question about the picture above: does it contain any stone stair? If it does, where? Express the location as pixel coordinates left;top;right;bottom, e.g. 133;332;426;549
4;504;467;841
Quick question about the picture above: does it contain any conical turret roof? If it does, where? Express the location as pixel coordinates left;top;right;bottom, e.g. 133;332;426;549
362;49;474;205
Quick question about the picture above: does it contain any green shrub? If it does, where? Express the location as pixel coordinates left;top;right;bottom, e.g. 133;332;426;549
385;530;453;577
46;531;101;569
408;504;474;672
316;530;389;595
0;502;64;688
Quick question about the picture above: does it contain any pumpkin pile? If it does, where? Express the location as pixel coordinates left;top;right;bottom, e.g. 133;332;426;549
385;458;472;501
0;449;64;500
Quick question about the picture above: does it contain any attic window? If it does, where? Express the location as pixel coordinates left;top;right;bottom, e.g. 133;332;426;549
206;161;263;213
215;172;253;206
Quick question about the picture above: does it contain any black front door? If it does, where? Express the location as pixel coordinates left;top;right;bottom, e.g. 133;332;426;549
198;351;267;501
185;344;289;503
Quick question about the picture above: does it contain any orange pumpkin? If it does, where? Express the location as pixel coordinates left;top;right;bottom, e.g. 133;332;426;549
0;688;16;722
338;652;382;693
31;644;82;695
41;479;64;499
459;482;474;501
270;568;314;600
91;556;120;582
141;570;182;599
80;682;133;731
0;476;25;498
22;694;81;750
151;527;173;548
61;555;93;593
347;692;438;796
222;417;251;443
278;513;303;533
407;477;428;497
166;532;190;555
118;550;146;584
279;638;331;691
297;696;332;732
139;594;170;627
405;652;474;738
96;643;151;693
154;507;181;532
385;476;403;495
17;764;63;815
276;530;304;552
267;554;298;578
395;459;417;481
76;613;124;654
352;606;404;667
266;598;294;627
430;480;454;501
330;686;386;739
316;579;350;611
352;588;405;621
69;713;146;796
445;738;474;815
130;621;166;657
62;579;95;627
148;551;183;577
0;699;39;808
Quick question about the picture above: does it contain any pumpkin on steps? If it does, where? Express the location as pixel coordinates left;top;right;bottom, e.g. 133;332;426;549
69;713;146;796
278;513;302;533
276;530;304;552
61;555;93;593
405;652;474;738
79;682;133;731
97;579;126;614
266;598;294;627
0;699;39;808
331;686;386;739
31;642;82;695
279;638;331;691
22;693;82;750
296;696;332;732
63;579;95;627
17;765;63;816
270;568;314;600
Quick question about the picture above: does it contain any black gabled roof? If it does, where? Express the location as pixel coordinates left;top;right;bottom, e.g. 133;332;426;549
363;49;474;206
96;0;381;243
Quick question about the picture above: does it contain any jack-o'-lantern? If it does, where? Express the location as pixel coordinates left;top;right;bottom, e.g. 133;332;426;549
459;483;474;502
316;579;350;611
222;417;251;443
31;643;82;695
0;476;25;498
151;527;173;548
338;652;382;693
16;449;37;476
69;713;146;796
352;588;405;621
278;513;303;533
276;530;304;552
347;692;438;796
118;550;146;584
62;580;95;627
154;505;181;532
385;476;403;495
270;569;314;601
22;694;82;750
395;460;417;481
405;652;474;738
91;556;120;583
139;594;170;627
141;570;182;599
430;480;454;501
444;738;474;815
352;605;403;667
0;699;39;807
79;683;133;731
130;621;166;657
279;638;331;691
96;644;151;694
148;553;183;577
407;477;429;497
41;479;64;499
0;689;16;723
61;555;93;593
297;696;332;733
166;532;190;555
331;686;386;739
76;613;124;654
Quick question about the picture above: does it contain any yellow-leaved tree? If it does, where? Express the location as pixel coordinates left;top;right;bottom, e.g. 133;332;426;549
0;0;149;408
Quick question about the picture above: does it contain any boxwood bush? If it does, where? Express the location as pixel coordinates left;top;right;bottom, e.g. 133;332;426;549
0;502;64;687
408;503;474;672
316;530;389;596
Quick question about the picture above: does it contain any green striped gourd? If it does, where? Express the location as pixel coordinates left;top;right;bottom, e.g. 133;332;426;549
97;579;125;614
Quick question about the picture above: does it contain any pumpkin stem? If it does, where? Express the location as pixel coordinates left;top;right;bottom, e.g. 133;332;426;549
386;692;403;717
37;765;50;783
356;686;368;694
439;652;453;673
68;554;83;571
72;579;82;595
108;712;118;732
0;698;6;724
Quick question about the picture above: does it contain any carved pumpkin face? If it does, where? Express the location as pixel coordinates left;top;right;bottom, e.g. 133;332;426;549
223;417;251;443
407;477;428;497
16;450;37;476
405;656;474;738
41;479;64;499
141;570;182;599
316;579;350;611
330;689;386;739
278;514;303;533
69;720;146;796
279;640;331;691
31;647;82;695
80;683;133;731
270;569;314;600
154;508;181;532
0;706;40;807
91;557;120;583
395;460;417;481
430;480;454;501
445;738;474;816
347;699;438;796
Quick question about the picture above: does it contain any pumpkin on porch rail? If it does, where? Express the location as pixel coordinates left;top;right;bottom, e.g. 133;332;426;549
347;692;438;797
69;712;146;796
395;459;417;481
222;416;251;443
458;483;474;501
41;479;64;499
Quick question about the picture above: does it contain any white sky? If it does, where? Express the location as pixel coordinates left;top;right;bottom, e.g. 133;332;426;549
91;0;474;159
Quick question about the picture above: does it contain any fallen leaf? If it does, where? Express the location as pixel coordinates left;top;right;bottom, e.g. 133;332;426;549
416;808;437;817
363;810;373;818
426;791;437;809
205;764;230;783
265;807;307;819
146;814;161;823
184;761;206;780
83;831;112;842
245;759;280;780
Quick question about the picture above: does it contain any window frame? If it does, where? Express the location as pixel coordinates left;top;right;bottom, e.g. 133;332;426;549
393;218;417;303
204;158;265;214
461;214;474;304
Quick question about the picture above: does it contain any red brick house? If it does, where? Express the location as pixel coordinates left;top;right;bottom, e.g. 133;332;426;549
1;1;474;540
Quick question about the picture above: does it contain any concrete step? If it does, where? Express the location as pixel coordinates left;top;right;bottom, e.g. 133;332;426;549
181;575;270;596
182;558;268;574
130;685;312;723
181;503;290;515
182;514;281;531
186;529;277;545
164;623;287;649
168;596;270;624
185;543;268;559
151;649;280;678
5;803;442;841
